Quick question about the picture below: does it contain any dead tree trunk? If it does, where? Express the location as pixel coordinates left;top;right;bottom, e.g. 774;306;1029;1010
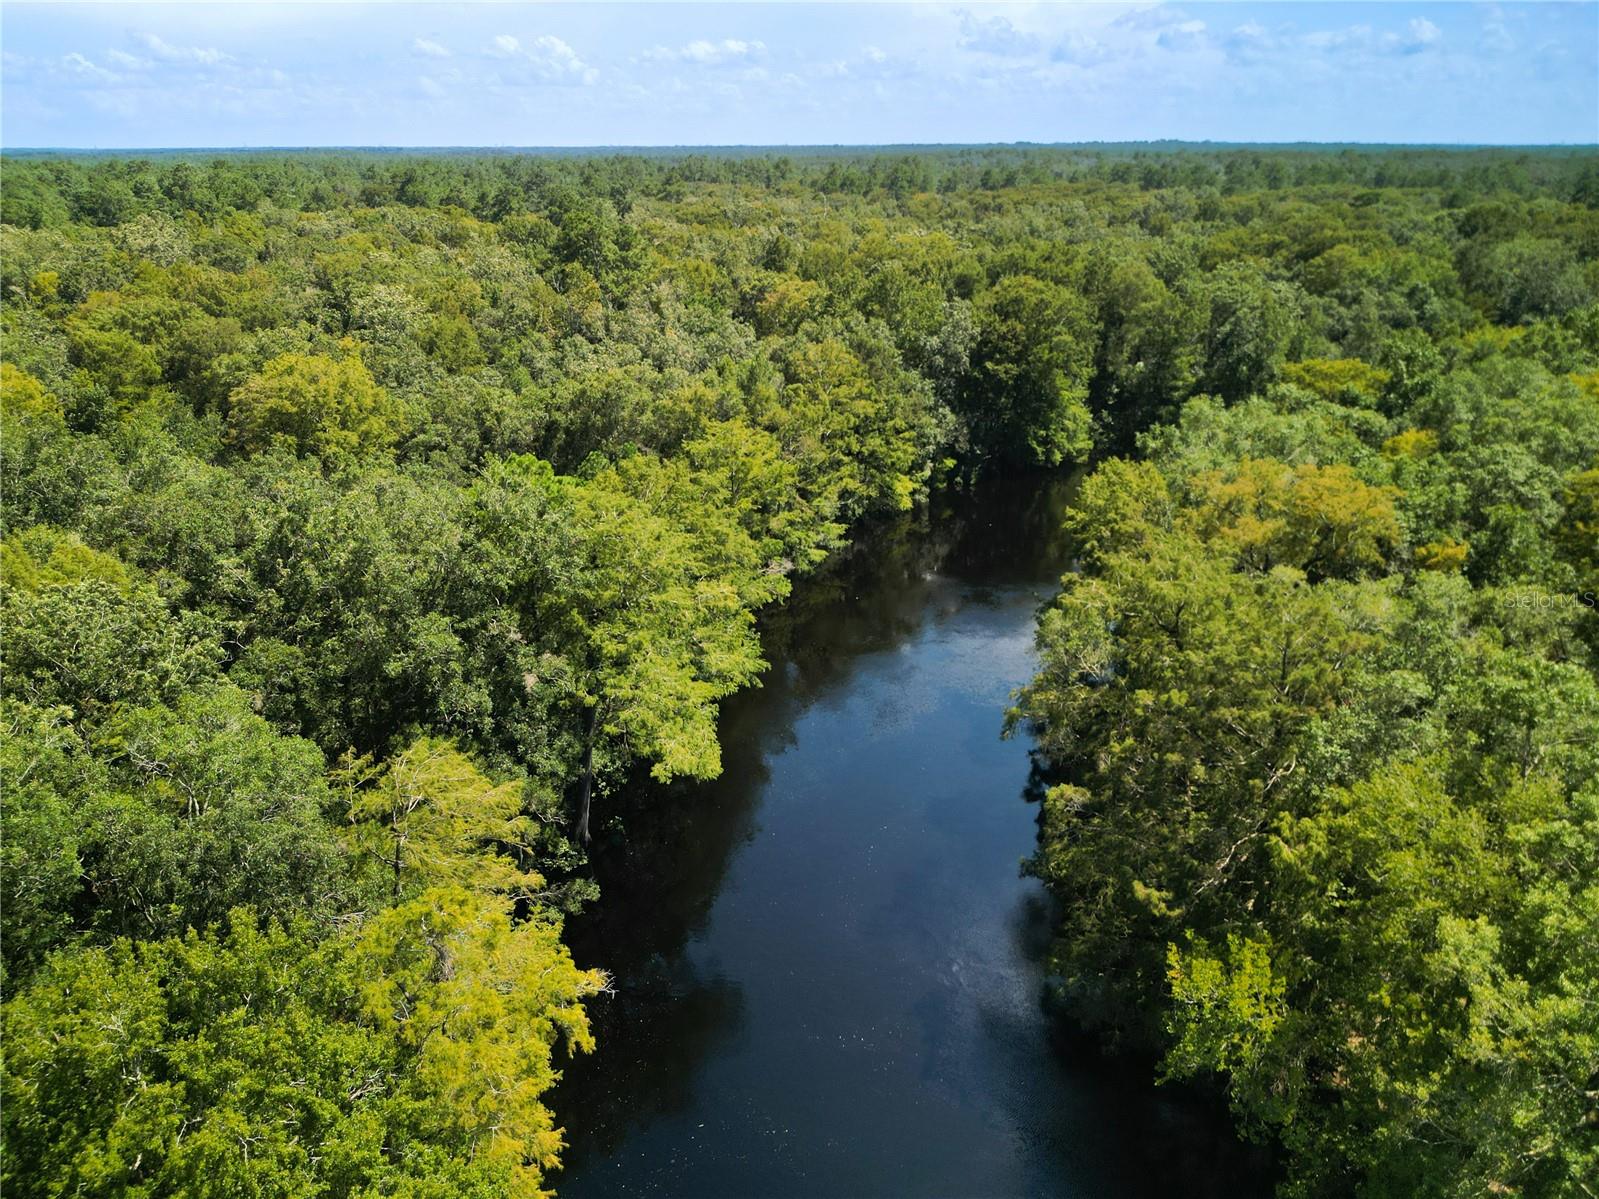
575;703;598;845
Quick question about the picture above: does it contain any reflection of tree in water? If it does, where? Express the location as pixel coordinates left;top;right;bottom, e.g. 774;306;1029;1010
765;470;1081;673
549;748;763;1168
552;962;745;1168
994;517;1274;1197
551;472;1084;1176
966;893;1275;1198
570;473;1080;957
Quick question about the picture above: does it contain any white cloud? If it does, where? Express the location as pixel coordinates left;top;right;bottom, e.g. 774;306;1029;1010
5;0;1588;148
105;48;152;70
1156;19;1208;52
1302;18;1442;59
1303;25;1365;51
491;33;596;85
62;52;117;82
529;35;596;83
138;32;230;66
643;38;767;65
1112;6;1195;34
1051;32;1109;67
1481;20;1514;54
958;12;1041;57
1399;17;1442;53
1224;21;1273;59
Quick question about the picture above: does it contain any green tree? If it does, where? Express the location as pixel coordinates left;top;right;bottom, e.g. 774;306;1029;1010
0;703;91;993
1;579;220;719
1012;521;1376;1023
1168;752;1599;1199
343;736;536;901
226;349;402;459
1200;262;1306;402
1184;458;1402;580
1475;236;1592;323
469;456;769;842
2;892;604;1199
0;681;352;982
960;274;1095;466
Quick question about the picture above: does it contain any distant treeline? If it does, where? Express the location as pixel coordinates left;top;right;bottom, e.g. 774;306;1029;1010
3;143;1596;229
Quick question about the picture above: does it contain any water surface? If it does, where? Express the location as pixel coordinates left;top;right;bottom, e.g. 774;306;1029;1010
552;476;1269;1198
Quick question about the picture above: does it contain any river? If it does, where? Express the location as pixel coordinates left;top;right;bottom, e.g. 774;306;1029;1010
550;475;1272;1198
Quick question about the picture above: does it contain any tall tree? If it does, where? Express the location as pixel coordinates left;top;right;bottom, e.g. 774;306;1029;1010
959;274;1095;467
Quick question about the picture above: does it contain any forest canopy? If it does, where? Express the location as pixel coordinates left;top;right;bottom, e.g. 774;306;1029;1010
2;144;1597;1197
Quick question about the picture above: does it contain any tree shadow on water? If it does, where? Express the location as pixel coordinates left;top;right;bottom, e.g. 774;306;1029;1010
550;959;747;1171
971;887;1279;1198
550;470;1096;1188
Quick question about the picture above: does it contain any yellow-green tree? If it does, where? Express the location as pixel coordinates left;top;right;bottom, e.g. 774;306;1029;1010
226;349;402;459
468;455;771;843
343;736;536;901
2;892;604;1199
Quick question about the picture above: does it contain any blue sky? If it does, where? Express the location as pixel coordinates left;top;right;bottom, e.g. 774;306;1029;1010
2;2;1595;148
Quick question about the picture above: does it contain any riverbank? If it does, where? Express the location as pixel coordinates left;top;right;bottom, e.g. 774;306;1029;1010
550;475;1273;1197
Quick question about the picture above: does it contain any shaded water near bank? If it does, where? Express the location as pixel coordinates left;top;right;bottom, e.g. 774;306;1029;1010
551;475;1272;1198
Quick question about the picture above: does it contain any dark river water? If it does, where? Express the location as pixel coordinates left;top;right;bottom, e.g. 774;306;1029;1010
551;475;1271;1198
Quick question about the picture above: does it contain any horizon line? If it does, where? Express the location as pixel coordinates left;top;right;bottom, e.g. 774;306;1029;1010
6;139;1598;154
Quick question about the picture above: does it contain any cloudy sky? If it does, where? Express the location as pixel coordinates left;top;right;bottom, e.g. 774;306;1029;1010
2;2;1595;148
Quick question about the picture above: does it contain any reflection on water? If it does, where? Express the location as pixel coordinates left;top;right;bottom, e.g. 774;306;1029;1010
551;474;1272;1198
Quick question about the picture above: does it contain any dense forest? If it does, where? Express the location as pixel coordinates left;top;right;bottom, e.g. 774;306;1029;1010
1;145;1596;1197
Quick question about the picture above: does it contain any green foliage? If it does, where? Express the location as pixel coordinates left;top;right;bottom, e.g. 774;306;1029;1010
1473;235;1593;323
961;274;1094;466
0;362;59;419
562;469;766;782
1165;935;1285;1098
465;452;775;840
4;145;1597;1195
226;349;402;460
84;683;351;941
1;579;220;717
775;337;924;520
1015;162;1599;1193
1559;465;1599;576
0;703;89;992
343;737;535;901
1281;357;1389;406
1022;454;1599;1190
1200;262;1308;402
0;683;351;990
1014;524;1377;1018
2;893;604;1199
1184;458;1401;580
1;526;130;592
